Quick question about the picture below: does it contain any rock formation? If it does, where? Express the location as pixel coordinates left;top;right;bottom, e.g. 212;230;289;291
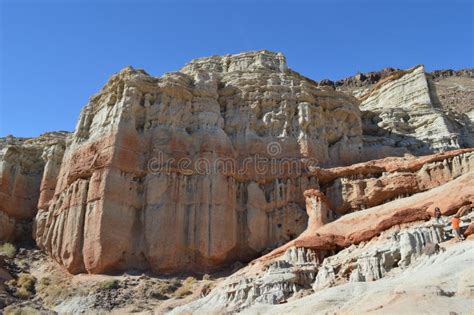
335;65;474;160
0;50;473;314
0;50;472;279
174;169;474;313
0;132;67;242
34;51;363;274
360;66;461;158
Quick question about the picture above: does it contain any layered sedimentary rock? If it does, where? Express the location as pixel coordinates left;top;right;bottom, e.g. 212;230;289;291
287;172;473;253
175;169;474;313
360;66;461;158
317;149;473;214
0;133;67;242
284;149;474;236
0;50;470;280
35;51;363;274
173;223;448;314
428;71;474;148
336;65;474;160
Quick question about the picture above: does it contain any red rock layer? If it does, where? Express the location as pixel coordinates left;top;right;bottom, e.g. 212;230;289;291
263;171;474;261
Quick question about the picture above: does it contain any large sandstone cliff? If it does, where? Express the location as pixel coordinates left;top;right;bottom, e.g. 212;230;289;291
34;51;363;274
0;50;472;279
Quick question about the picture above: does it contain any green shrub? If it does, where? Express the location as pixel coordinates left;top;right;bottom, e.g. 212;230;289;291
0;242;16;258
99;279;119;290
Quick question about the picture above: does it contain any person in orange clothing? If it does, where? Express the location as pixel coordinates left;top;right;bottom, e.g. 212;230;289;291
451;215;464;241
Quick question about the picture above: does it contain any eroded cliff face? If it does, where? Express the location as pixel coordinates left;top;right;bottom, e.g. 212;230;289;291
360;66;460;158
0;50;472;279
335;65;474;160
0;132;67;242
34;51;363;274
174;151;474;313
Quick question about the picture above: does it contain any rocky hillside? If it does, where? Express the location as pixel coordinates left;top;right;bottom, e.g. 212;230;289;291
0;50;473;314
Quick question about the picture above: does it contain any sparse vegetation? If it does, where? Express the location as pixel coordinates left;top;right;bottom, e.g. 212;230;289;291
0;242;17;258
202;273;211;281
4;305;41;315
174;285;192;298
7;273;37;299
149;281;179;299
183;276;196;286
172;276;197;298
99;279;119;290
36;274;89;306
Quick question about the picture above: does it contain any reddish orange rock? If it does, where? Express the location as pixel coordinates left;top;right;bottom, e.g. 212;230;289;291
263;172;474;260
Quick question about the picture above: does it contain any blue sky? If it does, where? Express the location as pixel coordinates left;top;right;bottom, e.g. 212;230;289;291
1;0;473;137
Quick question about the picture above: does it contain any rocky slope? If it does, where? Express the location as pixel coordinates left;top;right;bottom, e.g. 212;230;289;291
242;239;474;315
0;50;473;313
336;66;474;160
171;152;474;314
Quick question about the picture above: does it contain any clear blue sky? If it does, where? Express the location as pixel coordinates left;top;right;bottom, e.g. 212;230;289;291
1;0;472;137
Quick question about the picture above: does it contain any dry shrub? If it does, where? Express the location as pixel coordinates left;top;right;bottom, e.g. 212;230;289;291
99;279;119;290
174;286;192;298
0;243;16;258
183;276;196;286
7;273;37;299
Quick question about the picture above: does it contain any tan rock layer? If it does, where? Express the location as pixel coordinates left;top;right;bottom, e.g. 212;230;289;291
0;133;67;242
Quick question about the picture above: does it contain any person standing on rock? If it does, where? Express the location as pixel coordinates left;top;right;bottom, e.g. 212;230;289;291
451;214;464;242
434;207;445;225
433;207;447;240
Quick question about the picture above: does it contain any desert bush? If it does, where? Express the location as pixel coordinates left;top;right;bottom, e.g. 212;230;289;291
4;305;41;315
0;242;16;258
36;275;64;303
8;273;37;299
183;276;196;286
17;274;36;291
150;282;178;298
174;285;192;298
99;279;119;290
15;287;32;299
34;273;89;307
